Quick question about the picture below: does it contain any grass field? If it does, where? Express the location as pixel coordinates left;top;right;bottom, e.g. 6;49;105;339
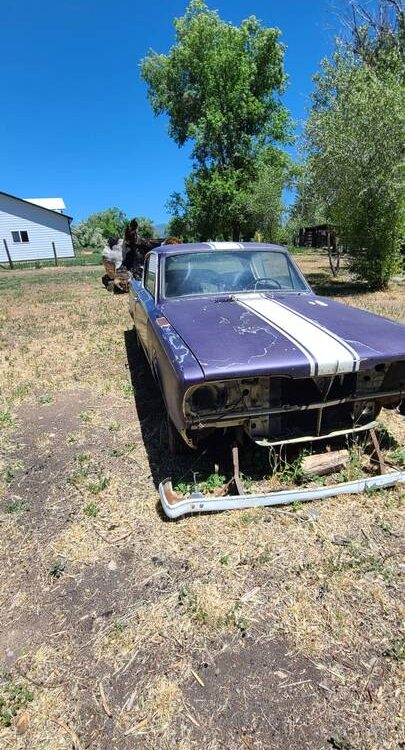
0;254;404;750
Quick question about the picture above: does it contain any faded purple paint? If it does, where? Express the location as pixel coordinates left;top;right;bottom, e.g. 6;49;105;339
160;296;313;379
161;292;405;380
263;294;405;371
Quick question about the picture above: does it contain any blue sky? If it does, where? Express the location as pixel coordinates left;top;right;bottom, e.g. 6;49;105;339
1;0;345;224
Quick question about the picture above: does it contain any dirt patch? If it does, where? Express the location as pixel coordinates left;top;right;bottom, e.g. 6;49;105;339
181;636;331;750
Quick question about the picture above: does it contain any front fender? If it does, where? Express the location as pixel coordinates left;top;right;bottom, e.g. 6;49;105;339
148;316;204;433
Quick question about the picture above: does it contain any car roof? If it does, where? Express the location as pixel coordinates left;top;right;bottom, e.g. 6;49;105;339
153;241;288;256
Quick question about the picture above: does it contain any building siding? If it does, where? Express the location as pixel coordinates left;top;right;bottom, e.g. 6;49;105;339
0;193;74;262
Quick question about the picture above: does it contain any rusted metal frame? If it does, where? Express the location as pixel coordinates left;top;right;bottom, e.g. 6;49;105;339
188;387;404;425
226;444;245;496
315;375;335;437
368;427;387;475
254;420;377;447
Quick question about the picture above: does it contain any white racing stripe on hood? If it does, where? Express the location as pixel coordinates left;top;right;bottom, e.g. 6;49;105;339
273;297;360;373
235;293;359;376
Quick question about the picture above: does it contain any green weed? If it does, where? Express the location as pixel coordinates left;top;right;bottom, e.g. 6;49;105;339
86;475;110;495
77;452;91;464
6;499;31;513
383;634;405;663
178;586;208;624
83;502;99;517
340;444;365;482
1;461;24;484
200;473;225;493
0;681;34;727
327;544;393;581
122;382;134;398
277;454;306;484
49;558;66;579
256;547;272;564
80;411;93;424
292;500;303;511
174;482;192;496
112;619;127;633
66;433;79;444
239;511;259;525
328;735;362;750
38;393;53;404
0;411;15;429
225;602;248;634
387;446;405;467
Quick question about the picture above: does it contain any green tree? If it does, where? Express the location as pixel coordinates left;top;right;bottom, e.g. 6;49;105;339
71;207;127;252
165;207;194;242
71;223;105;252
286;161;328;245
244;149;295;242
305;4;404;289
141;0;291;240
134;216;156;238
86;207;127;239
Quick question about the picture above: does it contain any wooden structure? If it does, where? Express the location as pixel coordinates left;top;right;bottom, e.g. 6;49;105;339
298;224;336;250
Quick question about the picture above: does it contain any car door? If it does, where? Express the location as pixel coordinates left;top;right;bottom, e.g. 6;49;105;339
134;252;158;359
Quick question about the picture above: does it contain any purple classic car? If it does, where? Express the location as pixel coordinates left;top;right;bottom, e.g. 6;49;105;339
129;242;405;453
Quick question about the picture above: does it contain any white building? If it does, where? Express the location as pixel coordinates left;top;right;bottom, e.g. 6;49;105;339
0;191;75;266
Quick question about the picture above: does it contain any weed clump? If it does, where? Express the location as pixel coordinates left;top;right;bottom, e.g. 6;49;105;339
0;681;33;728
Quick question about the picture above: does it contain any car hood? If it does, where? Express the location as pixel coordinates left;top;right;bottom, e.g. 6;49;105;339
160;292;405;380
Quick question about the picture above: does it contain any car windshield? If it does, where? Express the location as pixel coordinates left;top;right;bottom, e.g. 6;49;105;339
163;250;307;298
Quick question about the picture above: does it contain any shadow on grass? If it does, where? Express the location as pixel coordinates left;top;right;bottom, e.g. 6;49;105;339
306;271;368;298
123;328;287;493
124;328;220;492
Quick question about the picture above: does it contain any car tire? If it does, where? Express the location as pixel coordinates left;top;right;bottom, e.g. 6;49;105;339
167;416;188;455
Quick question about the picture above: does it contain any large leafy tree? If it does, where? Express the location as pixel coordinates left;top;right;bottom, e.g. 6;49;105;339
72;207;128;251
86;207;128;239
305;2;404;289
244;150;295;243
71;223;105;252
141;0;291;240
135;216;156;238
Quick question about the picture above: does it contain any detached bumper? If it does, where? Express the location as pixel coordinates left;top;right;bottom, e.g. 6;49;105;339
159;471;405;519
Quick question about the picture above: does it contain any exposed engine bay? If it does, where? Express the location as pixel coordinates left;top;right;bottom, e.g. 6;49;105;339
183;361;405;446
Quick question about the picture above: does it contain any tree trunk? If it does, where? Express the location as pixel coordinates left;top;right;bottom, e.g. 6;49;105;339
326;230;341;277
232;222;241;242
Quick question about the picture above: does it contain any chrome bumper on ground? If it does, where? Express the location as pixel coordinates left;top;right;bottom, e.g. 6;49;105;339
159;471;405;519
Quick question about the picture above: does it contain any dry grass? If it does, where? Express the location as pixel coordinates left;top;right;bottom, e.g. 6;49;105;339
0;256;404;750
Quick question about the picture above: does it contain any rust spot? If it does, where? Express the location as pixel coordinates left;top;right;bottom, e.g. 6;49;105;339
163;481;181;505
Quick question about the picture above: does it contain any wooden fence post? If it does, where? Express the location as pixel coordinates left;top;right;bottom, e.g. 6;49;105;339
52;242;58;266
3;239;13;269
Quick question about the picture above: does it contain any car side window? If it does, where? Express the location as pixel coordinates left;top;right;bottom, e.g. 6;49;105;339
144;254;157;298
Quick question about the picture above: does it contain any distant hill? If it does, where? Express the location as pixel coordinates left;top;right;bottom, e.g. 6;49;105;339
154;223;167;237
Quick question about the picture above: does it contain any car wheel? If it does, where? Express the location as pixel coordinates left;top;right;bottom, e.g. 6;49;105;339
167;416;188;455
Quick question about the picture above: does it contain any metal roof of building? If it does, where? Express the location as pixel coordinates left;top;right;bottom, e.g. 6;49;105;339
24;197;66;212
0;191;72;221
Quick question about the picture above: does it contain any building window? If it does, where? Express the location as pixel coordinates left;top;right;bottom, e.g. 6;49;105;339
11;231;29;243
